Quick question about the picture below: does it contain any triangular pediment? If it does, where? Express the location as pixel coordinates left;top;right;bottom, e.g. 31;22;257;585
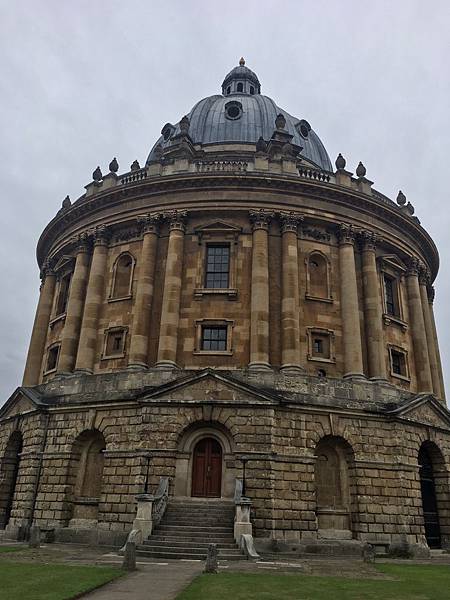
378;254;407;274
387;395;450;429
53;254;75;273
194;221;242;235
138;369;281;405
0;388;43;421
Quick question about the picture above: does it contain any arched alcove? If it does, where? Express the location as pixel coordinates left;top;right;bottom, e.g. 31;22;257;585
67;429;106;526
306;251;331;300
0;431;23;529
110;252;134;299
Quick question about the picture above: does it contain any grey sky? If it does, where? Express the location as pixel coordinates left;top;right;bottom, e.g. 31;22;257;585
0;0;449;403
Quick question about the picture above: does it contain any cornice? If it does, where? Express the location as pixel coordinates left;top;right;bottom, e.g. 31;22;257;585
36;171;439;278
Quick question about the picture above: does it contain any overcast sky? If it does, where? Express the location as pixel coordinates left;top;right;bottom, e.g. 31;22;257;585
0;0;449;403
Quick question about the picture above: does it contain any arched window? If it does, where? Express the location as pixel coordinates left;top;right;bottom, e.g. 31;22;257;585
68;430;106;524
306;251;331;300
111;253;134;299
0;431;23;529
237;82;243;92
315;436;355;532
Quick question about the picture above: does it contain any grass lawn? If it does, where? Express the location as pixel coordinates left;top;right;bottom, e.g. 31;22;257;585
0;563;122;600
0;546;26;553
176;563;450;600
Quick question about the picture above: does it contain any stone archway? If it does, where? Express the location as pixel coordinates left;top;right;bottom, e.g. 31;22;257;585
0;431;23;529
174;422;235;499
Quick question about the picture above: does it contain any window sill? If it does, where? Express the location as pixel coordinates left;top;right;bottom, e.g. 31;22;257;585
307;355;336;364
49;313;66;328
390;371;410;382
193;350;233;356
194;288;237;299
101;353;126;360
108;295;132;303
43;367;58;376
305;294;333;304
383;314;408;331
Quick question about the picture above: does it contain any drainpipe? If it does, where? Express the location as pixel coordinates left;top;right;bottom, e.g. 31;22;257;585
28;411;50;528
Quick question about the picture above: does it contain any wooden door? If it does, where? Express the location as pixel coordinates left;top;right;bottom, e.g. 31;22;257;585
191;438;222;498
419;447;441;549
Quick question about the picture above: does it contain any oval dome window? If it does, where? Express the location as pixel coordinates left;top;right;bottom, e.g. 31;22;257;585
225;101;243;120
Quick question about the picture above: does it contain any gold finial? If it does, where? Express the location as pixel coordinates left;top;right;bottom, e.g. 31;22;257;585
239;57;245;66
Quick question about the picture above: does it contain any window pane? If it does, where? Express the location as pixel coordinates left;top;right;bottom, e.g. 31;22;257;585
205;245;230;288
201;326;227;351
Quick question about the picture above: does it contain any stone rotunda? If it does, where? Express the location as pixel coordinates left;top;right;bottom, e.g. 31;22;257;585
0;59;448;558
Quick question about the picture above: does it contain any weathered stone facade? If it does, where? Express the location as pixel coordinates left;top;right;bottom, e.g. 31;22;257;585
1;60;448;555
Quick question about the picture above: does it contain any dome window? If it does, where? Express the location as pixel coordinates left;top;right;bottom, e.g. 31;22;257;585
237;82;243;92
226;86;231;95
297;119;312;139
250;85;255;95
225;101;243;121
161;123;175;141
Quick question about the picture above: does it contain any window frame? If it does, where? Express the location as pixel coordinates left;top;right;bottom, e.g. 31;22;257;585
388;345;410;381
378;256;408;330
108;252;135;302
306;327;336;364
204;244;231;290
44;343;61;375
194;319;234;355
101;326;128;359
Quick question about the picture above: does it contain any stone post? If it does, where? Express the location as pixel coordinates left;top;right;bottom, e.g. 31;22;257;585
74;226;109;373
22;262;56;386
249;210;273;370
338;224;364;378
122;541;137;571
156;210;187;368
204;543;219;573
133;493;154;539
57;234;91;374
419;269;442;398
280;212;303;373
234;498;252;543
128;214;160;369
406;259;433;393
428;286;446;401
360;231;386;380
29;525;41;548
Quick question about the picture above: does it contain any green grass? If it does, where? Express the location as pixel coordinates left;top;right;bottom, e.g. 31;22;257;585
176;563;450;600
0;546;26;553
0;563;122;600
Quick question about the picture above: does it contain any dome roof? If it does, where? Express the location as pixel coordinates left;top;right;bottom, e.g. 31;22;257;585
146;60;332;172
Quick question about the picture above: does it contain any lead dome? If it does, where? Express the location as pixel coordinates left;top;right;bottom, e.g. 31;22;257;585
147;59;332;171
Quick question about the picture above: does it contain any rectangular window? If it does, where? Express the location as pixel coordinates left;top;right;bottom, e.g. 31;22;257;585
391;349;407;377
312;335;330;359
205;245;230;289
105;329;126;357
384;275;399;317
201;326;227;351
56;273;72;315
46;345;60;372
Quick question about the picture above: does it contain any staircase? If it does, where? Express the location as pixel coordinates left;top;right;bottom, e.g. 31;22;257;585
136;498;243;560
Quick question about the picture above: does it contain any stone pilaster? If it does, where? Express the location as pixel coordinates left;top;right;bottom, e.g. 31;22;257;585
338;224;364;378
57;234;91;374
418;269;442;398
249;210;273;370
74;226;110;373
22;262;57;386
156;210;187;368
428;286;446;401
360;231;386;380
279;212;303;373
406;258;433;393
128;214;160;369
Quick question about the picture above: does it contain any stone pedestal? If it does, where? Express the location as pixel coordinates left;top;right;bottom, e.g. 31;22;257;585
133;493;154;539
234;499;252;543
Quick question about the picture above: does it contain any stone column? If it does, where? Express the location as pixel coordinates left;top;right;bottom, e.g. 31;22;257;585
74;226;109;373
156;210;187;368
428;287;446;401
338;224;364;378
57;234;91;374
249;210;273;370
406;258;433;393
280;212;303;373
419;269;442;398
22;262;56;386
360;231;386;380
128;214;160;369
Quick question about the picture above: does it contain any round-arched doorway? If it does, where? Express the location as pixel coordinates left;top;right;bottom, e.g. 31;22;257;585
191;437;222;498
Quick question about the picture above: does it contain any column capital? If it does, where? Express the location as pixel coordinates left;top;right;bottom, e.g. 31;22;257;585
428;285;435;303
249;209;274;231
359;229;379;251
164;209;187;232
71;231;91;254
137;213;162;236
406;256;421;277
279;211;304;234
91;224;110;246
337;223;357;246
418;264;431;286
39;259;55;282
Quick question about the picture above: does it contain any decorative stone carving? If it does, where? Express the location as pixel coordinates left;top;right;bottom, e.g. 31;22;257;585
275;113;286;130
130;159;141;171
256;136;267;153
359;230;378;251
302;227;332;242
72;231;91;253
92;224;110;246
92;166;102;182
137;213;161;235
428;285;435;303
62;195;71;210
164;209;188;232
179;115;190;136
279;211;303;234
406;257;421;276
335;153;346;170
337;223;357;246
396;190;407;206
249;209;274;231
356;161;366;178
109;157;119;173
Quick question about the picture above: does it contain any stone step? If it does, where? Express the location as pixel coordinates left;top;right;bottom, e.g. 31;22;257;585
136;547;243;561
164;510;234;518
151;533;235;542
160;519;234;528
143;539;237;550
157;524;233;533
